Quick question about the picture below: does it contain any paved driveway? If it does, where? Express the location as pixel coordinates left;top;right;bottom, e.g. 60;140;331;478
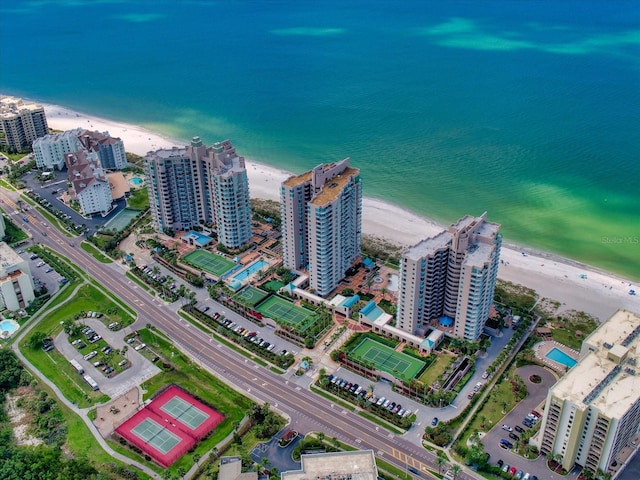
250;429;302;473
483;365;575;480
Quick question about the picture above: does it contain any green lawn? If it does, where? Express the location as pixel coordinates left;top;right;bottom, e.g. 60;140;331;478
127;186;149;210
418;352;456;386
0;177;17;190
81;241;113;263
459;379;519;444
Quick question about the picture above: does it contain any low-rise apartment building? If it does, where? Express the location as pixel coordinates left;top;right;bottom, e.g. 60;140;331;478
0;242;35;311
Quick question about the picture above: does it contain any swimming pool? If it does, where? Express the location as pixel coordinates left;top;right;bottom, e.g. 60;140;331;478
233;259;269;281
0;319;20;337
546;347;577;368
130;177;143;185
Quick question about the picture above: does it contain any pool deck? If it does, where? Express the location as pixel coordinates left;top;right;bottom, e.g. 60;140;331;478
534;340;580;372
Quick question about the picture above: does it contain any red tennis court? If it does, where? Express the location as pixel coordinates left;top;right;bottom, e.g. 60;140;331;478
115;385;223;467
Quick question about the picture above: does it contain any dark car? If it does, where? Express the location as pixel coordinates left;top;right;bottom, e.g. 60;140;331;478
407;466;420;476
432;417;439;426
509;432;520;441
515;425;525;433
497;459;504;468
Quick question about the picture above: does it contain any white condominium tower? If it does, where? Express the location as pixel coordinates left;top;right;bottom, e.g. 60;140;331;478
0;96;48;151
397;213;501;341
537;310;640;477
33;128;82;170
280;158;362;297
145;137;252;249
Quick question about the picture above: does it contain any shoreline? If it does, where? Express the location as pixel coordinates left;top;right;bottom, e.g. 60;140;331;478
41;102;639;320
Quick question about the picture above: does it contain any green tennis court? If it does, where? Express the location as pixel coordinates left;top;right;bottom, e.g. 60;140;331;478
160;396;209;430
131;418;182;454
256;296;315;327
233;286;269;307
183;250;235;276
350;337;426;380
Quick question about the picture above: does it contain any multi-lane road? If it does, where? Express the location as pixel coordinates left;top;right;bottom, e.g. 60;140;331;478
4;190;476;480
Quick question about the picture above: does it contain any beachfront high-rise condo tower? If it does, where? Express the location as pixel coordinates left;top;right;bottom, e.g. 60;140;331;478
396;213;501;341
145;137;252;249
280;159;362;297
0;96;48;152
535;310;640;478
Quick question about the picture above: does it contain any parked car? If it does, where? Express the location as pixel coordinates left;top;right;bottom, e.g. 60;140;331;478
509;433;520;441
502;464;509;473
84;351;97;361
515;425;525;433
502;424;513;432
432;417;439;426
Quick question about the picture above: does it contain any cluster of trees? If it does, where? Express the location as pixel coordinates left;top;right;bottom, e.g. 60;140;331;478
1;350;142;480
249;403;285;439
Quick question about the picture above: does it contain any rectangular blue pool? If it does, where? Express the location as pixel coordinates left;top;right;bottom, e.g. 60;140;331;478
233;259;269;281
546;347;577;368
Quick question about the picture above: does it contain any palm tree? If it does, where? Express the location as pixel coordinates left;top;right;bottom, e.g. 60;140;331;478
193;452;201;466
449;464;462;480
436;451;448;474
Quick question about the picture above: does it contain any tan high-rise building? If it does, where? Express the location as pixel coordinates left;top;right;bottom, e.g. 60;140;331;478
397;213;501;341
537;310;640;476
0;96;48;151
280;158;362;297
145;137;252;249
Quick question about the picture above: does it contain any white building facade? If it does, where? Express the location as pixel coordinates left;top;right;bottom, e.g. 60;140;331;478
537;310;640;477
280;159;362;297
0;242;35;311
33;128;82;170
397;213;501;341
65;150;113;216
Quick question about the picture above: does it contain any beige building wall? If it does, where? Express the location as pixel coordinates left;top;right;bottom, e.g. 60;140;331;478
537;310;640;475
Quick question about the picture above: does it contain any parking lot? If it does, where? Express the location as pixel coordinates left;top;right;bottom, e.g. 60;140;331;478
483;365;567;480
21;169;126;235
54;318;161;399
19;250;65;294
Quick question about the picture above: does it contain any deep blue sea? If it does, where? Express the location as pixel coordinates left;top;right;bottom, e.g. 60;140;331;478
1;0;639;279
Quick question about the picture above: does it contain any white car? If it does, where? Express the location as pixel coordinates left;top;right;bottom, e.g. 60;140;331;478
502;424;513;432
134;343;146;351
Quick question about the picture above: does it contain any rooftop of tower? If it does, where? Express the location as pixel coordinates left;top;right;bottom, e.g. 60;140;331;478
283;170;313;188
404;230;452;260
309;166;360;206
551;310;640;418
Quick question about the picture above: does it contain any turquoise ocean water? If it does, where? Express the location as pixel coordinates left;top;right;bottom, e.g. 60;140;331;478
1;0;638;279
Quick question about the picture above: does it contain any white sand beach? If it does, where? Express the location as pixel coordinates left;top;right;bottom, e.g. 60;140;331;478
44;103;639;320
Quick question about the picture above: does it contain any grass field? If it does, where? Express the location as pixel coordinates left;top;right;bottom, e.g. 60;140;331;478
127;186;149;210
350;337;426;380
183;250;235;276
233;286;269;307
256;295;316;328
81;241;113;263
418;352;456;386
261;279;284;292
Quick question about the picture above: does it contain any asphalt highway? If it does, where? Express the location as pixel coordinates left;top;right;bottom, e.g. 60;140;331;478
5;191;478;480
